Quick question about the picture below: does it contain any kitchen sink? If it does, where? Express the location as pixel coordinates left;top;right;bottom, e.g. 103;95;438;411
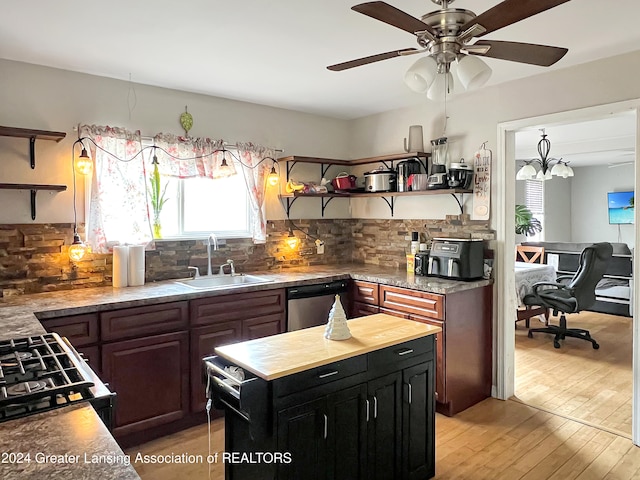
175;274;274;290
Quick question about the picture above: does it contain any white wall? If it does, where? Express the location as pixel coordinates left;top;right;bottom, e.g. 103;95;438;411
543;178;573;242
571;164;635;245
348;50;640;224
0;59;352;224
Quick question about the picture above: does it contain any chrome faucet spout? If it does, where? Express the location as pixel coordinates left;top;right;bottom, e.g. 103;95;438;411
206;233;219;276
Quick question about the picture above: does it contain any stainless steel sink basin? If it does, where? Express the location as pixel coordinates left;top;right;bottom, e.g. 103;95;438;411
175;274;274;290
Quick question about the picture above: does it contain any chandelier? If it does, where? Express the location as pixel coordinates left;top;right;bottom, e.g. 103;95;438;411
516;129;574;181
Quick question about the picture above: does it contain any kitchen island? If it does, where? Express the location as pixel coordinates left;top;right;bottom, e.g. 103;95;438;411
209;313;441;480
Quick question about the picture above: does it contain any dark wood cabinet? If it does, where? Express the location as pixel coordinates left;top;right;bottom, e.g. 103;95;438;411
101;301;188;341
243;312;285;340
190;321;242;413
352;282;491;416
220;336;436;480
102;331;189;437
40;313;99;346
190;289;285;326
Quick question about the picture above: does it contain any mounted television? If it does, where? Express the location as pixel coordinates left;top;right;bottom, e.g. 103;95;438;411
608;191;634;224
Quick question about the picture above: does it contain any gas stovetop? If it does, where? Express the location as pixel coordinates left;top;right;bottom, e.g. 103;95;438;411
0;333;113;425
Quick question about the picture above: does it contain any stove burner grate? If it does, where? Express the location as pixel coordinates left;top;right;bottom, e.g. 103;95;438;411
6;380;48;397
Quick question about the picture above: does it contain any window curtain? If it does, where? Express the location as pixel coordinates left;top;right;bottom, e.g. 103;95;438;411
152;134;236;178
236;142;275;243
80;125;151;252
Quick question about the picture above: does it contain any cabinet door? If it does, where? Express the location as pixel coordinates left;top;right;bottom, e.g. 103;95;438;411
41;313;99;347
102;331;189;437
351;280;379;305
277;398;327;480
190;321;242;413
76;345;101;378
242;312;285;340
351;301;379;318
326;384;368;480
403;361;435;480
368;372;402;480
410;314;446;404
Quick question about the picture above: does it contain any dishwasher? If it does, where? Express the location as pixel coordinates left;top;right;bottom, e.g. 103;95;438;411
286;280;349;331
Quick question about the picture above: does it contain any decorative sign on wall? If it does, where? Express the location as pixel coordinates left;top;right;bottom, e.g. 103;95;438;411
472;142;492;221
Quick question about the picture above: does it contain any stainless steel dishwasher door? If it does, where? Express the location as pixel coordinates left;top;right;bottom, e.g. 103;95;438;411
286;280;349;331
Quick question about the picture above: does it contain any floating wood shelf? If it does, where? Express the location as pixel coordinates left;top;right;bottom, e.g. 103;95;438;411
0;183;67;220
0;126;66;169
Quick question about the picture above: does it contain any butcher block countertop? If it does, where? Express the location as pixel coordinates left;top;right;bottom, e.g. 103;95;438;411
215;313;441;381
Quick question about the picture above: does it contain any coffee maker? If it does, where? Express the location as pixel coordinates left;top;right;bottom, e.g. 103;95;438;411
396;158;422;192
427;238;484;280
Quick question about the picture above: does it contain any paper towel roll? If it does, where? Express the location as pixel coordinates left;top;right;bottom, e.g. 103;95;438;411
128;245;146;286
112;246;129;288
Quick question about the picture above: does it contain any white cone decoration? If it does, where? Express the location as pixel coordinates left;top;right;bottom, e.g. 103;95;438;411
324;294;352;341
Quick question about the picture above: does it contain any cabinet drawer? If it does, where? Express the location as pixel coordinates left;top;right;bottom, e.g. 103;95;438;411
41;313;99;346
101;301;188;341
190;289;285;327
351;280;379;305
368;337;434;374
273;355;367;398
351;301;380;318
380;286;444;320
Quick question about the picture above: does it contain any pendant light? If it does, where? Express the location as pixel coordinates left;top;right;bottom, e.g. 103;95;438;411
286;227;299;249
267;163;279;187
69;142;89;261
74;140;93;175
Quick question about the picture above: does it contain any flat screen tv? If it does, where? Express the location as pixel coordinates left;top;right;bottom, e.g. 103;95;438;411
608;191;634;224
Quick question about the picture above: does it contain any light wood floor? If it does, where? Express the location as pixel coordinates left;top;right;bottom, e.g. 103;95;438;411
515;310;633;437
127;398;640;480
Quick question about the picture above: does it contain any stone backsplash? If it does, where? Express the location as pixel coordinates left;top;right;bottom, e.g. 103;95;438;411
0;216;493;296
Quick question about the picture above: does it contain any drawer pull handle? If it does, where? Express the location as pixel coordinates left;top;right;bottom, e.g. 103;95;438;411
407;383;412;404
365;399;370;422
323;414;328;439
397;348;414;356
373;396;378;419
318;370;339;379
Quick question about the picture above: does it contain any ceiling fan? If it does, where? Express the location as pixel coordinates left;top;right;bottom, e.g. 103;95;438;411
328;0;571;96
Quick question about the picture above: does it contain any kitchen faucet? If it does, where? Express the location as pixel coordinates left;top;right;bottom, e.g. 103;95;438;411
206;233;219;276
219;259;235;276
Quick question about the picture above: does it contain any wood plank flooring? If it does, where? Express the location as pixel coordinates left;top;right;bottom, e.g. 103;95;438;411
126;399;640;480
515;310;632;437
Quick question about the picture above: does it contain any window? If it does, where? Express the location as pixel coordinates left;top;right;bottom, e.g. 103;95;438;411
525;179;544;241
143;145;251;239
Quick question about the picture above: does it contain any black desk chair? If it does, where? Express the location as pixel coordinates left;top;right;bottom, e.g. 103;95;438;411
523;242;613;349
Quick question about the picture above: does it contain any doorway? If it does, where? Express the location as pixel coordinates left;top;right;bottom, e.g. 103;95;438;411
494;100;640;445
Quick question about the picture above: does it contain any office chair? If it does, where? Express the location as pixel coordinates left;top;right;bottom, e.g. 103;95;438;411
522;242;613;349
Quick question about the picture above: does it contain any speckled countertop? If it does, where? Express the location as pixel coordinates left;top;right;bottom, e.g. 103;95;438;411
0;263;490;479
0;404;139;480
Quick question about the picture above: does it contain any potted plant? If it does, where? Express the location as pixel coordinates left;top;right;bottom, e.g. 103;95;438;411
149;162;169;239
515;204;542;236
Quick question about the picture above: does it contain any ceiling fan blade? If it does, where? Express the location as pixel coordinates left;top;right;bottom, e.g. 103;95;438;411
462;0;571;37
467;40;568;67
327;48;419;71
352;2;436;37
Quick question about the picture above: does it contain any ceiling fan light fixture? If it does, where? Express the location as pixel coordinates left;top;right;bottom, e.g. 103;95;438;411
404;56;438;93
426;71;454;101
456;54;492;90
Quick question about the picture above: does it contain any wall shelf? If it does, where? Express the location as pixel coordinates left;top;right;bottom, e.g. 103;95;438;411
277;153;472;217
0;183;67;220
0;125;66;169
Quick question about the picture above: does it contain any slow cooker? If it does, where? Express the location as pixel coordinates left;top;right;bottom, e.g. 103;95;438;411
364;168;396;192
447;158;474;189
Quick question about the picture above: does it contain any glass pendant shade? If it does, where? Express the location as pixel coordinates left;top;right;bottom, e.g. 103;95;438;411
404;57;438;93
267;165;279;186
286;230;299;249
565;165;574;177
516;164;537;180
69;233;88;261
550;162;566;176
74;147;93;175
427;72;454;101
455;55;492;91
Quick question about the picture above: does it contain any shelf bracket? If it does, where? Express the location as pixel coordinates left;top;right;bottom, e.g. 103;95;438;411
30;189;37;220
286;160;298;182
29;137;36;169
284;196;300;217
450;192;464;214
379;196;396;217
321;197;335;217
320;163;332;179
